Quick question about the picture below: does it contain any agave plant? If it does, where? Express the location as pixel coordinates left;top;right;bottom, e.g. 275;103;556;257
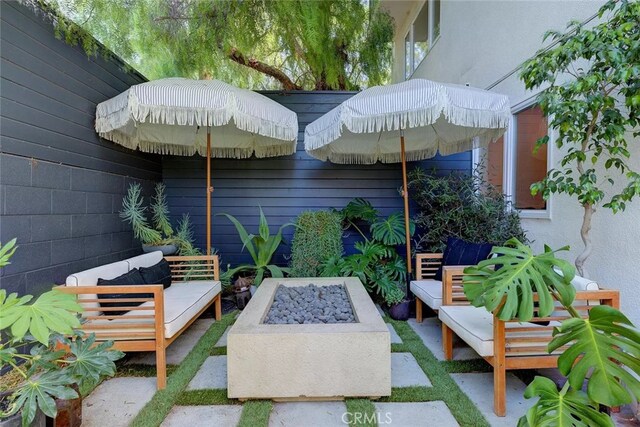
219;207;293;286
463;238;640;426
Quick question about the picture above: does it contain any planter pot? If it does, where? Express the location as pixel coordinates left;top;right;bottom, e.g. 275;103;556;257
388;300;411;321
234;290;252;310
142;244;178;256
48;390;82;427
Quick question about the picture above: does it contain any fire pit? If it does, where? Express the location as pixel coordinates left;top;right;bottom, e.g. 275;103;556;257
227;278;391;400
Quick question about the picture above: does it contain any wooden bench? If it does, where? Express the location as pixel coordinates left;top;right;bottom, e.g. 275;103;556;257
411;253;466;321
58;252;222;390
438;270;620;416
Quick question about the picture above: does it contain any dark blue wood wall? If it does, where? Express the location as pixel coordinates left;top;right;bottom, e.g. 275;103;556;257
163;91;471;268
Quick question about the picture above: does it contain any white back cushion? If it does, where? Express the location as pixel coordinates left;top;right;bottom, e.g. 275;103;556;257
127;251;163;271
65;260;129;312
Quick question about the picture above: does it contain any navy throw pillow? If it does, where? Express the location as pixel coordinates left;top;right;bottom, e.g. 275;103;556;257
435;237;493;281
139;259;172;289
97;268;152;315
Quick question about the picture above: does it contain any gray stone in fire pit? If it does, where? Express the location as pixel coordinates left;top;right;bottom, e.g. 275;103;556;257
263;284;356;324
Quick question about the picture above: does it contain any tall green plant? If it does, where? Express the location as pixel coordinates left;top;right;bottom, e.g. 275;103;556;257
520;0;640;275
219;207;293;286
408;167;527;253
463;239;640;426
290;210;343;277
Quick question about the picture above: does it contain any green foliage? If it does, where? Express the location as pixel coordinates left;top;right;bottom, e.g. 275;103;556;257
219;207;293;286
408;167;528;253
463;240;640;424
44;0;394;90
549;305;640;407
0;259;123;427
520;0;640;271
289;210;343;278
321;198;411;303
463;239;576;322
518;377;613;427
120;183;200;255
0;238;17;267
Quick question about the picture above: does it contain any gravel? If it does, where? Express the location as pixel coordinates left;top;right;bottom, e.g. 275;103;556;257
263;284;356;324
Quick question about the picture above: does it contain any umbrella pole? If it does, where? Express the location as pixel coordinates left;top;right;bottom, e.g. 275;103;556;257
206;130;212;255
400;134;412;296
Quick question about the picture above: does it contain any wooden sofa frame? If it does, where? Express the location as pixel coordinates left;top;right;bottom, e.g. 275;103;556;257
57;254;221;390
414;253;466;322
440;268;620;416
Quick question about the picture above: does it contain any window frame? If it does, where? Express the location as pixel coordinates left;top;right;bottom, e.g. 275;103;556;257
473;99;553;220
404;0;441;80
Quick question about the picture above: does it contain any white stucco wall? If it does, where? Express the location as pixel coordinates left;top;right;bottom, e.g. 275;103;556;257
386;0;640;325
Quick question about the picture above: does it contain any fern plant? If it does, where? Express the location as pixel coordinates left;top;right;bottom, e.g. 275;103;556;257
463;239;640;426
120;183;199;254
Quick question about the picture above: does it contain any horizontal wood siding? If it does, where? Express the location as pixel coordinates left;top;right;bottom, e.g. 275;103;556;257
164;91;471;267
0;2;161;296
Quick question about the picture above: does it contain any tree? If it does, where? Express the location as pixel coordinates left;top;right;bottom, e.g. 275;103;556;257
42;0;394;90
520;0;640;275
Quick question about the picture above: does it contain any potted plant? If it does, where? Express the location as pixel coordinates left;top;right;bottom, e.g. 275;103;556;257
462;238;640;425
219;206;294;295
0;239;124;427
120;183;199;256
385;285;410;321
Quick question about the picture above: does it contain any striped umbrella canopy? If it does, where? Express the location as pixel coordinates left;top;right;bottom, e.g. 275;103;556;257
96;78;298;253
304;79;510;288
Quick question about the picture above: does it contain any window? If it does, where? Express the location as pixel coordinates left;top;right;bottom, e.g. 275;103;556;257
485;104;549;214
404;0;442;79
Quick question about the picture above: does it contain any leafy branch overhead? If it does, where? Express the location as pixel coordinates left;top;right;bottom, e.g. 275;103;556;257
43;0;395;90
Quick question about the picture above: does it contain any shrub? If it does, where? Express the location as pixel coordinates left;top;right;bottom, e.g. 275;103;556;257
290;210;343;277
408;167;527;252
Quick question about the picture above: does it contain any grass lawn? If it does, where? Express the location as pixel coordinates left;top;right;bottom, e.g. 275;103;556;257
119;311;490;427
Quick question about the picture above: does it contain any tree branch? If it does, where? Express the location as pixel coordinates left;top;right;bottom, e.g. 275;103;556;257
227;47;302;91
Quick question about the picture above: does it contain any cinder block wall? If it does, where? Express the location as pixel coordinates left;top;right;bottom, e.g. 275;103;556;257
0;2;161;296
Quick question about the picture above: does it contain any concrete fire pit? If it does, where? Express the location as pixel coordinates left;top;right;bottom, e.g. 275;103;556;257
227;278;391;400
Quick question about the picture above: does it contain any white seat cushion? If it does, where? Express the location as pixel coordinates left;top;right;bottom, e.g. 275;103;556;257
83;280;221;339
66;260;130;313
410;279;442;310
438;305;557;357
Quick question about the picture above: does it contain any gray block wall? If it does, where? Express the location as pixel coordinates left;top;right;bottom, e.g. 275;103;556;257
0;2;161;296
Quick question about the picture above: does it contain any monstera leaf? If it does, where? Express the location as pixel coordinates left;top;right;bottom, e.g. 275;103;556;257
0;289;82;344
340;198;379;223
462;238;576;321
518;376;613;427
549;305;640;407
370;213;415;246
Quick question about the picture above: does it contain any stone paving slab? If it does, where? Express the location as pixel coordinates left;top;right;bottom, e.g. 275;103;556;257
386;323;402;344
215;326;231;347
161;405;243;427
269;402;348;427
408;318;479;361
187;356;227;390
82;377;156;427
391;352;431;388
373;401;459;426
128;318;214;365
451;372;530;427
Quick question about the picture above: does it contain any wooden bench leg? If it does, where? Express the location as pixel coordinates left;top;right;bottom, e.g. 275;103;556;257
416;298;423;323
214;294;222;321
442;323;453;360
493;362;506;417
156;345;167;390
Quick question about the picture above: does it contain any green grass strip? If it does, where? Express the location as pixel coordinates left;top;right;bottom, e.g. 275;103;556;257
237;400;272;427
386;317;490;427
210;346;227;356
130;312;238;427
345;398;377;426
381;386;439;402
441;359;492;374
115;364;179;378
176;389;238;405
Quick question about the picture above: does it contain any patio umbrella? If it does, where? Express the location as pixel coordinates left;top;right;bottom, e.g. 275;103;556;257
95;77;298;253
304;79;510;286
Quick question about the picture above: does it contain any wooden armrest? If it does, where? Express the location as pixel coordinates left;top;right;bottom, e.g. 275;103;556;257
415;253;443;280
442;265;472;306
164;255;219;281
